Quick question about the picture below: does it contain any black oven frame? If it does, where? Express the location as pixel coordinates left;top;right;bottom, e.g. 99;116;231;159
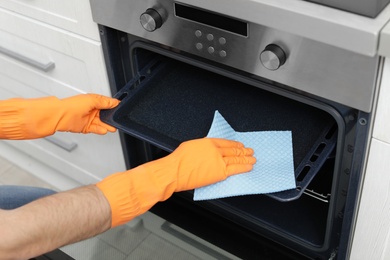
98;25;372;260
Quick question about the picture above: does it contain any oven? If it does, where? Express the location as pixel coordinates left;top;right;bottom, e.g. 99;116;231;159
89;1;383;259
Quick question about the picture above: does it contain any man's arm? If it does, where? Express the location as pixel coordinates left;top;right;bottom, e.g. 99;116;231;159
0;185;111;260
0;138;256;259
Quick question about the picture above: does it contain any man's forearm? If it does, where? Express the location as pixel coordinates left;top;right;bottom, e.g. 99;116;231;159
0;185;111;260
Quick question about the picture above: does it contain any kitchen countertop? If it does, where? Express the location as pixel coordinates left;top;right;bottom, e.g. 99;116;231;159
379;20;390;57
180;0;390;57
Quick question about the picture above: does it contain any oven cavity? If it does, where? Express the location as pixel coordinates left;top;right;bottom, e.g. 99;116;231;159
101;45;339;206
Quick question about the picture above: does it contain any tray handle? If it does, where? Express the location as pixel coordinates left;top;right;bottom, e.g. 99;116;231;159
100;59;164;125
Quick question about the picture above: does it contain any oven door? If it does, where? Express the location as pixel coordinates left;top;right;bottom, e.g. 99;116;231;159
100;40;362;259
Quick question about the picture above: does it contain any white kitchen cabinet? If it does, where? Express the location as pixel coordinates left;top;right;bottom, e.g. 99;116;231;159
350;58;390;259
373;58;390;144
0;0;100;40
0;87;125;185
350;139;390;260
0;7;110;95
0;4;126;190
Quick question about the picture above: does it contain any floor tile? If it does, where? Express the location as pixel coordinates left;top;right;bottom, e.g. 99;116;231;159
126;234;200;260
97;223;151;255
0;156;14;176
1;165;56;190
61;236;127;260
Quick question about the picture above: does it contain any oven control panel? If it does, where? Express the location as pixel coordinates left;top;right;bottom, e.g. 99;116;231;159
193;30;228;59
90;0;379;112
138;5;286;71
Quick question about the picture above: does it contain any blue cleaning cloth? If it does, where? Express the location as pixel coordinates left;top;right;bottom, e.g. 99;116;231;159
193;111;296;201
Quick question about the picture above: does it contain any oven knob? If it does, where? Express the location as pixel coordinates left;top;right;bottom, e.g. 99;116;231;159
140;8;163;32
260;44;286;70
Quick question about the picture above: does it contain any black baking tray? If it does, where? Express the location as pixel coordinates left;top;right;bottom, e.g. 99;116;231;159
101;58;337;202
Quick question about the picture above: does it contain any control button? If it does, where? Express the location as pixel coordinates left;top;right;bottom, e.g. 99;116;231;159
208;46;215;54
219;37;227;45
260;44;286;70
219;50;227;58
196;43;203;50
140;8;163;32
207;34;214;41
195;30;202;38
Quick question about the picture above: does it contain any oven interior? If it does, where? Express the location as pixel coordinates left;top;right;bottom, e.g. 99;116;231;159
99;39;357;258
101;44;339;204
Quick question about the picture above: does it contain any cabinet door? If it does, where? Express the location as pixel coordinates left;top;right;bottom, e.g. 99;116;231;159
0;8;111;96
373;58;390;144
0;6;127;185
0;85;126;185
350;139;390;260
0;1;100;40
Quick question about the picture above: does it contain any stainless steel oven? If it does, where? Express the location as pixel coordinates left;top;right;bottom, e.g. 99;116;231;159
89;1;383;259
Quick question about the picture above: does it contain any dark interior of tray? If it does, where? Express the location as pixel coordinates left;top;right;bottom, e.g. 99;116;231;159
112;58;336;171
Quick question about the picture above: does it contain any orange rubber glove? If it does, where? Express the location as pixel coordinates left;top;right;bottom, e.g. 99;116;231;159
0;94;119;140
96;138;256;227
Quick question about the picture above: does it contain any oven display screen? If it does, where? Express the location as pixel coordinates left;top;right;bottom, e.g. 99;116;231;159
174;3;248;37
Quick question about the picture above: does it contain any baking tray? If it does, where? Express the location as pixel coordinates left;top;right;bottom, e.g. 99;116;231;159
101;58;337;202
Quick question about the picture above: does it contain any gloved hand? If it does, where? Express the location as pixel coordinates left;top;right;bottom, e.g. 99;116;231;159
0;94;119;140
96;138;256;227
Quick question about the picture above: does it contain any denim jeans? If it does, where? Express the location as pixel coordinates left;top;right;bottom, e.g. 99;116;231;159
0;185;56;209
